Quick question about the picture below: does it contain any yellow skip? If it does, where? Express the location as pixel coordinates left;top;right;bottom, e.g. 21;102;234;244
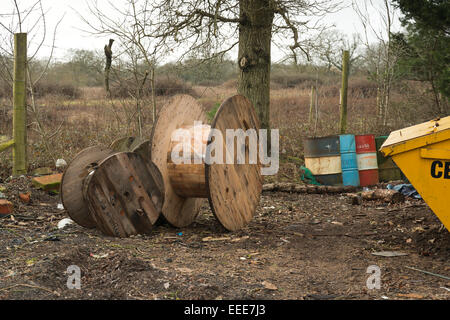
380;116;450;231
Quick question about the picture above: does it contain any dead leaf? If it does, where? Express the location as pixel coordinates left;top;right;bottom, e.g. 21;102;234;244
406;238;412;243
262;281;277;290
331;221;344;226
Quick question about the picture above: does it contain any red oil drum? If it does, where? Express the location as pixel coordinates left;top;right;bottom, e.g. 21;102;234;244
355;134;379;186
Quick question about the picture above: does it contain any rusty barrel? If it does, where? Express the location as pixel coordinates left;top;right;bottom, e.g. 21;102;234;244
375;135;404;182
355;134;379;186
304;135;342;185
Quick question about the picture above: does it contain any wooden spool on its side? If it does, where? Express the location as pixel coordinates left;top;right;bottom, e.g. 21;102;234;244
151;94;263;231
84;152;164;237
60;146;115;228
61;144;164;237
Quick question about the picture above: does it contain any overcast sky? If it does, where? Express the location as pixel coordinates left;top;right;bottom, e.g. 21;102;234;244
0;0;403;63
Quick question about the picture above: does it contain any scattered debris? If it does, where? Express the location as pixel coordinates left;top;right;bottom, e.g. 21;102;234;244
0;199;13;216
371;251;408;257
55;159;67;169
32;173;62;193
57;218;74;229
57;203;64;210
32;167;53;176
387;184;421;199
18;192;31;204
163;282;170;290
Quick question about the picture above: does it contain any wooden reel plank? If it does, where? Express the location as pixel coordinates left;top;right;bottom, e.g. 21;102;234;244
150;95;208;227
84;152;164;237
205;95;263;231
60;146;115;228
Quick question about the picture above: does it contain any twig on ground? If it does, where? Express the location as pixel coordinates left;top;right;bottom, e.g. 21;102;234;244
405;266;450;281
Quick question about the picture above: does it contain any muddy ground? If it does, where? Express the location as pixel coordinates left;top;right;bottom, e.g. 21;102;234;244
0;176;449;300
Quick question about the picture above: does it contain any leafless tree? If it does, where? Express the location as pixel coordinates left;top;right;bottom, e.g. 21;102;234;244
314;29;361;71
82;0;342;130
79;0;167;127
353;0;403;127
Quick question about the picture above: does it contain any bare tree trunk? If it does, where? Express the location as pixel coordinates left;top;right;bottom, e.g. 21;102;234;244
104;39;114;96
237;0;274;130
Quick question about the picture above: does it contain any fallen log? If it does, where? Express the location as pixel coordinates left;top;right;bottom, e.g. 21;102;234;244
262;183;359;194
360;189;404;203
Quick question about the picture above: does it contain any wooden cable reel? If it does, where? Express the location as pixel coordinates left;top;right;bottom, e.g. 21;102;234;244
150;94;263;231
60;141;164;237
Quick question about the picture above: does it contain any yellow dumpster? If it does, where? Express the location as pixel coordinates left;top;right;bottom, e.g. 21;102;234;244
380;116;450;231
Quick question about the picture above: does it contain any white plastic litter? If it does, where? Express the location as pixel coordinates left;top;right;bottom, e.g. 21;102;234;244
57;203;64;210
55;158;67;169
57;218;74;229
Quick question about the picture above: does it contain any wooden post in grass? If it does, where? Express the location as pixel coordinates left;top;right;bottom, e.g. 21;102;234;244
339;50;349;134
309;85;315;125
12;33;27;176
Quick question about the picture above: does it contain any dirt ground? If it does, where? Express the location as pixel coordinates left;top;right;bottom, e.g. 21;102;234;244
0;176;448;300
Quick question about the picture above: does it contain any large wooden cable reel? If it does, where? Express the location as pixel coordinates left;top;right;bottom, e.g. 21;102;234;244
150;94;263;231
60;143;164;237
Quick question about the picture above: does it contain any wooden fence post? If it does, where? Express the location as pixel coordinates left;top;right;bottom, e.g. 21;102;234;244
12;33;27;176
309;85;315;125
339;50;349;134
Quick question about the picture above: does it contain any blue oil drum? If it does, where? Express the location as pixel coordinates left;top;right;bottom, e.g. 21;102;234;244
339;134;360;186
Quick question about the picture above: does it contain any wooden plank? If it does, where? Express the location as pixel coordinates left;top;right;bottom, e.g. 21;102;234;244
60;146;115;228
85;152;164;237
206;95;263;231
